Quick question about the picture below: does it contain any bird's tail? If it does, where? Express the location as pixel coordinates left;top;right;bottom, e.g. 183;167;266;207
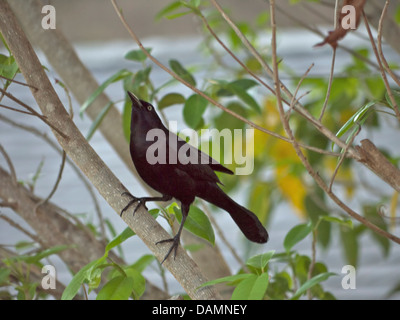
198;184;269;243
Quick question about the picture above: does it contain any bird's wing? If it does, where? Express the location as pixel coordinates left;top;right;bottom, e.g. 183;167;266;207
173;159;221;184
173;132;233;175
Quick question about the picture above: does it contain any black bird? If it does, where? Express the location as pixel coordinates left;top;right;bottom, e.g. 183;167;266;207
122;91;269;263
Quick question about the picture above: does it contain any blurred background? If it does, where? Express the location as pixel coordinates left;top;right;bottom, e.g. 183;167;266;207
52;0;332;41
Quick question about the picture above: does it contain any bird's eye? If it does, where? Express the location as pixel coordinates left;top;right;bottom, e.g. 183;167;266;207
147;105;152;111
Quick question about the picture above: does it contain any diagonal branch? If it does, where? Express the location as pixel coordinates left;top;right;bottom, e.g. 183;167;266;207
0;0;220;300
110;0;339;157
0;87;67;138
269;0;400;245
362;10;400;122
210;0;360;157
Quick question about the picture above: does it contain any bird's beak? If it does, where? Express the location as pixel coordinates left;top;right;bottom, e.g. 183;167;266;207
127;91;143;108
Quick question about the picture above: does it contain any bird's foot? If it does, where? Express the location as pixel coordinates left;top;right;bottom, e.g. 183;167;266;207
120;192;148;217
156;235;180;264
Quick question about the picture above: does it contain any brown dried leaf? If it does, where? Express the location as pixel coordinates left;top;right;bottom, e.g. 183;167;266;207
315;0;366;48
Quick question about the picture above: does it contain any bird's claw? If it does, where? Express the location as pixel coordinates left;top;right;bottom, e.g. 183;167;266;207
120;192;148;217
156;236;180;264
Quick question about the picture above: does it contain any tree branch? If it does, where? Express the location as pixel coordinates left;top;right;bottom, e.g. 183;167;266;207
8;0;140;182
0;0;220;300
355;139;400;193
269;0;400;246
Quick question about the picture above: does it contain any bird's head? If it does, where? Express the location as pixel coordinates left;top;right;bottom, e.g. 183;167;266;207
127;91;164;129
127;91;153;111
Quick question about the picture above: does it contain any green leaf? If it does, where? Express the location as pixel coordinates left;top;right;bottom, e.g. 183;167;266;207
155;1;183;21
189;0;201;8
183;94;208;129
15;240;36;251
0;268;11;284
291;272;336;300
340;227;359;267
130;254;156;273
0;34;12;54
148;208;160;219
214;102;247;131
80;69;131;117
29;159;45;190
256;11;270;26
165;11;191;20
249;273;269;300
283;222;313;253
247;181;271;226
231;79;259;91
96;275;134;300
214;79;261;113
385;89;400;109
336;101;376;138
9;245;70;266
333;101;376;150
246;251;275;271
124;48;152;62
231;273;269;300
174;205;215;245
169;59;196;87
198;273;251;288
158;93;186;109
86;101;113;141
364;205;390;257
0;54;18;79
63;227;138;299
62;258;105;300
304;193;331;248
105;227;135;254
228;84;261;113
395;6;400;24
294;255;312;283
29;244;70;263
124;267;146;299
131;67;152;93
320;216;353;229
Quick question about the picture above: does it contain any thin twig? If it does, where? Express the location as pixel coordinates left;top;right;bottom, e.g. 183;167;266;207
35;150;66;210
288;90;311;118
319;47;336;121
377;0;400;87
0;103;36;116
110;0;283;139
329;124;361;192
334;0;340;29
269;0;400;246
0;114;107;240
0;87;67;139
0;144;17;186
211;0;274;78
57;79;74;119
363;11;400;122
0;74;38;91
0;214;41;244
2;0;200;299
287;63;314;119
0;200;17;209
197;11;278;99
210;0;358;158
110;0;338;158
